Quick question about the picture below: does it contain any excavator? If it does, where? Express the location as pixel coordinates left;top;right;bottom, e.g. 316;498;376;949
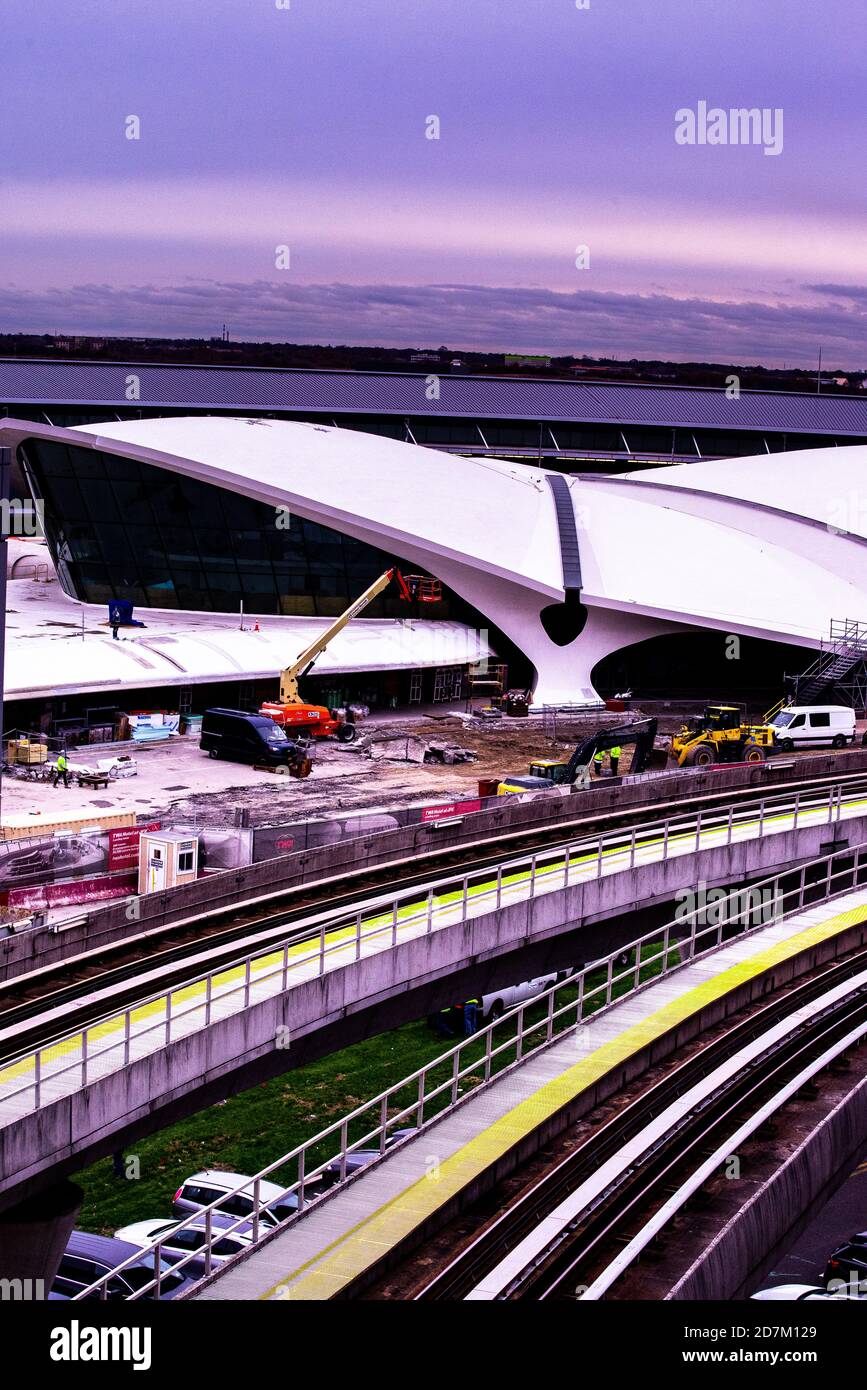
260;567;415;741
497;717;660;794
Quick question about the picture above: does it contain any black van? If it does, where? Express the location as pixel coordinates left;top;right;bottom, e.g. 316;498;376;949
200;708;305;768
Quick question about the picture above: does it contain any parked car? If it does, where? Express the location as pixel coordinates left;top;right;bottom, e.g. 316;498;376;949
481;969;575;1021
116;1213;256;1274
770;705;856;751
824;1231;867;1292
752;1282;865;1300
320;1129;418;1189
199;708;308;769
172;1170;306;1227
50;1230;193;1301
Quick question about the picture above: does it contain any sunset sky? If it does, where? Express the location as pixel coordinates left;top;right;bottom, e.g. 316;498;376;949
2;0;865;365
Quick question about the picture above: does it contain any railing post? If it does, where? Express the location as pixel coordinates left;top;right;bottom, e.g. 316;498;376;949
758;798;765;838
81;1028;88;1087
495;867;502;910
564;846;570;888
297;1149;306;1212
355;910;362;960
204;1208;213;1276
339;1120;349;1182
727;807;733;846
663;818;670;860
462;876;468;918
577;968;585;1022
484;1026;493;1082
252;1178;261;1244
417;1070;426;1126
597;835;604;879
205;973;213;1026
546;988;555;1041
799;864;807;908
516;1008;525;1061
793;790;800;830
379;1095;389;1153
124;1009;131;1066
529;854;537;898
244;957;251;1009
451;1050;460;1103
165;991;172;1044
629;828;636;869
284;940;291;989
606;956;613;1005
392;901;398;947
695;809;702;852
427;888;434;932
34;1049;41;1109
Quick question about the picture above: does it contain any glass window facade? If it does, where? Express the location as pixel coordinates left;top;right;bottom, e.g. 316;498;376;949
20;439;451;619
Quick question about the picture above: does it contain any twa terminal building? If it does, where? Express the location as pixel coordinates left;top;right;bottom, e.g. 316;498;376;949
0;363;866;720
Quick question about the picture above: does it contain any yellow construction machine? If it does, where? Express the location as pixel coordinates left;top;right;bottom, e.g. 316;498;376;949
670;704;775;768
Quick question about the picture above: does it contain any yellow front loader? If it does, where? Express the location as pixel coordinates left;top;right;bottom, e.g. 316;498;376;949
671;704;775;768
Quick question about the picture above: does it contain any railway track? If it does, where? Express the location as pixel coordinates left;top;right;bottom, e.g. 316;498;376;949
413;945;867;1301
1;769;864;1064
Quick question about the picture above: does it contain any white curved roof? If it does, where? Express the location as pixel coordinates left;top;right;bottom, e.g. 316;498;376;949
0;413;864;704
79;415;565;598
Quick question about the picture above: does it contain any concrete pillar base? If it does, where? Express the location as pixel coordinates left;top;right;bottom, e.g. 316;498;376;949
0;1180;82;1295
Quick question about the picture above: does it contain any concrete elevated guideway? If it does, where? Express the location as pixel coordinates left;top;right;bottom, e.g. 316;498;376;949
194;879;867;1302
2;781;867;1217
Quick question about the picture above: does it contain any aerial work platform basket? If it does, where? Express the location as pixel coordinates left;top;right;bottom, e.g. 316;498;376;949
403;575;443;603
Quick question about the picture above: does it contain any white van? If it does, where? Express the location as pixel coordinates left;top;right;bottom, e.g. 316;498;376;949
771;705;856;751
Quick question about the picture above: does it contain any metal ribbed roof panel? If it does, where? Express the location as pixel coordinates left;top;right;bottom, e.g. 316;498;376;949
1;359;866;435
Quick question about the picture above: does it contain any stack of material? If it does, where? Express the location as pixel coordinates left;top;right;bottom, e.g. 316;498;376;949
6;738;48;766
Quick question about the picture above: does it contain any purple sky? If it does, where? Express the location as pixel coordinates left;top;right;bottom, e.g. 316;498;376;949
1;0;865;365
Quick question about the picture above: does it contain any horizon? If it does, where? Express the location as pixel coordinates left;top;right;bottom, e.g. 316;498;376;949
2;1;865;365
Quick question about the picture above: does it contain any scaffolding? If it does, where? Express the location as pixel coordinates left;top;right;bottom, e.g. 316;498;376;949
770;618;867;717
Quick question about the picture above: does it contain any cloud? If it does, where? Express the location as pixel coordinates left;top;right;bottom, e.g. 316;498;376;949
1;278;865;368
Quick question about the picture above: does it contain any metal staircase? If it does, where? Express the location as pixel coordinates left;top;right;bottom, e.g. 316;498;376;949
768;619;867;718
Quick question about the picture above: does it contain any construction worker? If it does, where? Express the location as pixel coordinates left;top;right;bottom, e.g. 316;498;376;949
464;998;480;1036
592;748;605;777
609;744;622;777
431;1007;455;1040
52;749;69;789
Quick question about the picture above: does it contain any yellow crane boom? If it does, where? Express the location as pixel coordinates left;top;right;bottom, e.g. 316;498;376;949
278;567;405;704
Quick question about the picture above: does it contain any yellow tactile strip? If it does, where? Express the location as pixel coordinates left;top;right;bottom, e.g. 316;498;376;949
266;900;867;1301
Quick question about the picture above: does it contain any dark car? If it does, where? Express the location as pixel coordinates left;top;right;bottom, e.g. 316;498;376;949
825;1231;867;1293
199;708;307;769
50;1230;194;1301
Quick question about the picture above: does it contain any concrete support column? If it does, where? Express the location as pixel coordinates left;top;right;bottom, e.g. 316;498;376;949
0;1180;82;1293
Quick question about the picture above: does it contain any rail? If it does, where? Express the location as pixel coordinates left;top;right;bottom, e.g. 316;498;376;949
1;777;860;1117
68;835;867;1300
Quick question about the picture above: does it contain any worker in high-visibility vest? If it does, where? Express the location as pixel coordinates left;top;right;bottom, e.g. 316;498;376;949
52;750;70;789
592;749;605;777
609;744;622;777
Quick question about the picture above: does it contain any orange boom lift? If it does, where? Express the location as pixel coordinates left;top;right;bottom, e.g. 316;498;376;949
260;567;432;742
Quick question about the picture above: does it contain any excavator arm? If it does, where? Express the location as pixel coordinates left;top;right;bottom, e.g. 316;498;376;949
278;567;410;704
565;717;659;780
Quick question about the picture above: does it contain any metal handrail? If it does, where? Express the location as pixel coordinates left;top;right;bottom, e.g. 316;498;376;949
2;777;863;1116
70;837;867;1300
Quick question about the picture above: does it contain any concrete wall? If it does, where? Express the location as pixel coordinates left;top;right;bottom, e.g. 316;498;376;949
4;805;867;1212
3;746;865;982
